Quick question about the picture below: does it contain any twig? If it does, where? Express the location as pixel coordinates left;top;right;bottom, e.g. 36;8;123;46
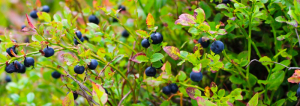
118;90;131;106
96;55;121;79
246;59;300;70
296;98;300;106
295;28;300;47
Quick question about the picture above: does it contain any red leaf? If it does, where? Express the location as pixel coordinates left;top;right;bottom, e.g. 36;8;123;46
175;14;196;26
26;14;36;29
163;46;180;60
130;52;146;63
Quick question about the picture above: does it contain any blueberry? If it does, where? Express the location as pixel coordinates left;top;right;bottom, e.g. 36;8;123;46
169;83;178;93
30;10;38;19
42;5;50;13
75;30;82;38
145;66;156;77
298;83;300;87
5;75;12;82
198;37;210;48
88;15;99;25
297;87;300;98
6;46;17;57
118;5;126;12
162;86;171;95
21;25;26;29
122;30;129;38
51;71;61;79
210;40;224;54
5;63;17;73
74;37;84;45
17;63;26;73
73;92;78;100
43;46;55;57
141;39;150;48
74;65;85;74
190;71;203;82
24;57;35;67
25;37;30;43
150;32;163;44
213;0;231;4
88;59;98;70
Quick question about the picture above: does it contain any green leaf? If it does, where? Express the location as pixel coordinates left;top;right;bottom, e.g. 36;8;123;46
32;34;43;42
160;101;170;106
218;89;225;97
37;12;51;22
177;71;187;82
275;16;287;23
165;61;172;75
151;53;164;62
135;30;148;38
229;75;243;84
272;60;290;72
194;8;206;24
259;56;273;66
87;23;99;29
247;93;259;106
27;92;35;103
271;99;285;106
267;70;285;90
230;88;243;100
92;82;108;105
152;60;163;69
135;55;149;63
287;91;297;101
53;14;62;22
62;91;74;106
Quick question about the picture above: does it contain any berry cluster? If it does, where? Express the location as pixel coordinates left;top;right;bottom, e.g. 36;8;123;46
29;5;50;19
74;30;84;45
198;37;224;54
141;32;163;48
162;83;179;95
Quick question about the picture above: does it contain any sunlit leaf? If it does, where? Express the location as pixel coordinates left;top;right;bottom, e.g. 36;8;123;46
62;91;74;106
163;46;180;60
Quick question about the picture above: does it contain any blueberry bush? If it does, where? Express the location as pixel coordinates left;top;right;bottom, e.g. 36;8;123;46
1;0;300;106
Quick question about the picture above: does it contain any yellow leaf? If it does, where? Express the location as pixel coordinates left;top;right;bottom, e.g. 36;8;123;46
146;13;155;28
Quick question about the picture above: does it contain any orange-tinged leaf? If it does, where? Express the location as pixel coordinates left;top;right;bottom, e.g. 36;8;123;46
62;91;74;106
92;82;108;105
146;13;155;28
204;86;211;97
26;14;36;29
163;46;180;60
36;0;41;7
186;87;198;99
20;49;25;55
288;70;300;83
10;49;18;57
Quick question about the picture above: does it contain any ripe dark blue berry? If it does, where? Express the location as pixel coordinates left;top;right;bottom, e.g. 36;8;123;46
74;65;85;74
5;63;17;73
118;5;126;12
6;46;17;57
30;10;38;19
73;92;78;100
43;46;55;57
88;59;98;70
141;39;150;48
122;30;129;38
42;5;50;13
51;71;61;79
210;40;224;54
190;71;203;82
17;63;26;73
105;88;108;94
169;83;178;93
150;32;163;44
145;66;156;77
162;86;171;95
198;37;210;48
24;57;35;67
74;37;84;45
5;75;11;82
112;18;118;22
88;15;99;25
75;30;82;38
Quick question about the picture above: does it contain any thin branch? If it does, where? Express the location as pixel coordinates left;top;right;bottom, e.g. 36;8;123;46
295;28;300;47
74;0;87;26
246;59;300;70
96;55;121;79
118;90;132;106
